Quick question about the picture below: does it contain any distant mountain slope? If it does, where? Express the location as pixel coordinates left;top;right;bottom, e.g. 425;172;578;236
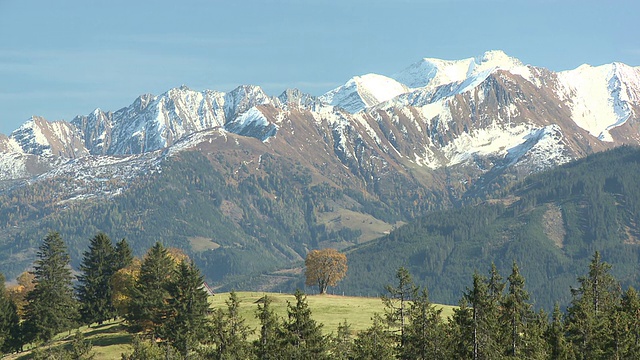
339;146;640;310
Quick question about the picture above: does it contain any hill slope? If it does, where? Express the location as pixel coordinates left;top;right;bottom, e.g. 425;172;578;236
340;146;640;310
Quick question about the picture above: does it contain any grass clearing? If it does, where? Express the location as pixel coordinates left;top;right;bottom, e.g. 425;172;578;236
5;292;455;358
316;208;404;244
210;291;455;337
188;236;220;252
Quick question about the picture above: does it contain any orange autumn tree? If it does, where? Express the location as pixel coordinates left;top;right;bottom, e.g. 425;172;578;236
304;248;347;294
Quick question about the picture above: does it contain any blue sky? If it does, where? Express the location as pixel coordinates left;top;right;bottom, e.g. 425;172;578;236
1;0;639;135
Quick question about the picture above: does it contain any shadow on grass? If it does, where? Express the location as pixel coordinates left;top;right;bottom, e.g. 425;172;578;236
83;323;127;338
91;333;132;347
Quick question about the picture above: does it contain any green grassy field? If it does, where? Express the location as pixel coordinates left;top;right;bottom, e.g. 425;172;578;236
5;292;455;359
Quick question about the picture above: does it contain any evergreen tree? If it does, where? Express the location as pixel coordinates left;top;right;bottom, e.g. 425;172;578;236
281;290;327;359
545;304;573;360
521;310;550;360
77;232;116;326
68;330;95;360
22;231;78;343
254;295;282;360
400;288;448;360
0;273;21;354
565;251;620;359
113;238;134;271
381;267;417;349
330;320;353;360
121;335;172;360
351;314;395;360
500;261;534;358
450;300;475;359
462;271;502;360
125;242;175;338
616;287;640;358
163;260;210;357
206;291;254;360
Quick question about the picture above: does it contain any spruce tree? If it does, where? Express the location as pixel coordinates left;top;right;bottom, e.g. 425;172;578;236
545;304;572;360
565;251;620;359
500;261;534;358
22;231;78;343
617;287;640;358
125;242;175;338
113;238;133;271
206;291;254;359
163;260;210;357
254;295;282;360
351;314;395;360
281;290;327;359
329;320;353;360
450;300;475;359
77;232;116;326
400;288;448;360
0;273;21;354
462;271;502;360
381;267;417;349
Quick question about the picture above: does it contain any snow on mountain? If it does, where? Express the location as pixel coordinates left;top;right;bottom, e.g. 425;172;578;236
10;116;88;158
70;85;274;155
2;50;640;204
320;74;409;113
225;106;278;142
394;50;534;91
557;63;640;141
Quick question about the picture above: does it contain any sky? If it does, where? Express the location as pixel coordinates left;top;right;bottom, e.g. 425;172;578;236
1;0;639;135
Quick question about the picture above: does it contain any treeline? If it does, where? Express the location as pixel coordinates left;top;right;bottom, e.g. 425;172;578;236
2;231;640;359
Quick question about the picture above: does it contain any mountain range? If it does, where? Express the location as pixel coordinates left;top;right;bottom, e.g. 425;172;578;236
1;50;640;302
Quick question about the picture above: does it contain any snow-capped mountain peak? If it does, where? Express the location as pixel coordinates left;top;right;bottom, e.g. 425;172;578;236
320;73;409;113
557;62;640;141
393;50;534;91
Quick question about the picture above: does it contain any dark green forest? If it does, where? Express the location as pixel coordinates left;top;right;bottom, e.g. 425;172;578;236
340;146;640;310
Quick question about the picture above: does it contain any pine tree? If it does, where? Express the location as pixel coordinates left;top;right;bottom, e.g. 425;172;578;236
565;251;620;359
351;314;395;360
22;231;78;343
500;261;534;358
330;320;353;360
381;267;417;349
77;232;116;326
617;287;640;358
281;290;327;359
254;295;282;360
0;273;21;355
400;288;449;360
113;238;133;271
125;242;175;338
461;271;503;360
450;300;475;359
206;291;254;360
545;304;572;360
163;260;210;357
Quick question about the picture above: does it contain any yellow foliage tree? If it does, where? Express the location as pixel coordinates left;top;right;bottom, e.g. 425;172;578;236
110;258;142;317
7;271;35;316
305;248;347;294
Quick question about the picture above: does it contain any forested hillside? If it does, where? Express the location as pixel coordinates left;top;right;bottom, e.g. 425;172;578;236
341;146;640;310
0;143;446;286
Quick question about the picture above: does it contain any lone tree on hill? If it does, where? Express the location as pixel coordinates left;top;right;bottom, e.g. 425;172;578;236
305;248;347;294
